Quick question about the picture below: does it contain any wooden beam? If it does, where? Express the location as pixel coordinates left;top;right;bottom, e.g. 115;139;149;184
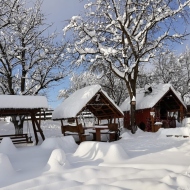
101;96;119;116
61;120;64;134
0;108;41;116
30;112;45;144
33;116;45;141
180;105;184;122
31;114;39;145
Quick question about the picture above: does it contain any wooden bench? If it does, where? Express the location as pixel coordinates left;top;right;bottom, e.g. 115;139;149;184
0;134;33;144
61;123;88;143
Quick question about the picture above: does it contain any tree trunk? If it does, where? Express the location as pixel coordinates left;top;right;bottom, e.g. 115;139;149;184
130;102;136;134
11;115;25;135
128;78;137;134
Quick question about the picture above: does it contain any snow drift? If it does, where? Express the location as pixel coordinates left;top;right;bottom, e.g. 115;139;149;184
74;141;129;163
0;137;17;154
40;136;78;153
0;153;15;178
45;149;70;171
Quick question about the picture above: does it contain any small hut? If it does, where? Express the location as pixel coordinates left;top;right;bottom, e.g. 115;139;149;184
0;95;48;144
52;84;124;139
120;84;186;132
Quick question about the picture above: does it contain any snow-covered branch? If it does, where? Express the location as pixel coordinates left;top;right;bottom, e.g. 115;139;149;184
64;0;190;100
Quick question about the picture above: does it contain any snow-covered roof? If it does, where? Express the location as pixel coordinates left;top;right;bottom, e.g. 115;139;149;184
52;84;123;119
0;95;48;109
120;83;186;112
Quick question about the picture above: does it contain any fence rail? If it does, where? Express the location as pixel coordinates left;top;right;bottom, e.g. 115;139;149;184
25;110;53;121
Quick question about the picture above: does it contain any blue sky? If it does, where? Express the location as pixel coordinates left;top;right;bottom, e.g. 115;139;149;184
41;0;87;31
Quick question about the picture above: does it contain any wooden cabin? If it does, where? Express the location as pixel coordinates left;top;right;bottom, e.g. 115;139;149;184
120;84;186;132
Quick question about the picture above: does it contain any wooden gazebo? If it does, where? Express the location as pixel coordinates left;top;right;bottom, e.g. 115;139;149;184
52;84;124;140
0;95;48;144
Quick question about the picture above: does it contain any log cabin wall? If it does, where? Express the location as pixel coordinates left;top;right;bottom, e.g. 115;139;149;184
186;105;190;117
136;109;152;131
123;109;151;130
123;106;185;131
123;111;130;129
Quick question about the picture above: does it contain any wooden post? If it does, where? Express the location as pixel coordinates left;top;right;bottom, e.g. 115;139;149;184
61;120;64;135
150;109;155;132
180;105;183;122
33;117;45;141
31;115;38;145
151;115;154;132
31;112;45;144
75;117;79;125
75;117;82;142
39;110;41;126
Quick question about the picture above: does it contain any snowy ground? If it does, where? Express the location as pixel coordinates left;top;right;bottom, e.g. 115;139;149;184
1;120;190;189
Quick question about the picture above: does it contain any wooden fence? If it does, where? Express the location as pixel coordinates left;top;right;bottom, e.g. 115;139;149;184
25;110;53;121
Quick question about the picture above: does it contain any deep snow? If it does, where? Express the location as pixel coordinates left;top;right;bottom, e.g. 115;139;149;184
1;120;190;190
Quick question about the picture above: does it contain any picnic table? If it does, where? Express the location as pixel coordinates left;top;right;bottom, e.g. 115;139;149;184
89;124;119;142
93;125;109;141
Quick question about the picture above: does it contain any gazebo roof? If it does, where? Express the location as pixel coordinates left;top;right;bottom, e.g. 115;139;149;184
120;83;186;112
52;84;124;120
0;95;48;116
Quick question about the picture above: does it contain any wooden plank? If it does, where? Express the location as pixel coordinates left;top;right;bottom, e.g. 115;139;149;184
31;113;39;145
33;116;45;141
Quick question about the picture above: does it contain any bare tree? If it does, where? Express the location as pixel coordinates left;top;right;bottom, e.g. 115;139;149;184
152;50;181;84
0;0;20;29
175;48;190;103
58;71;99;99
136;64;154;88
58;69;127;106
149;48;190;104
0;0;70;134
64;0;190;132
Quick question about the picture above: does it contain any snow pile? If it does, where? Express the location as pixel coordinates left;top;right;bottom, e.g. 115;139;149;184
159;128;190;137
1;120;190;190
45;149;70;171
120;131;133;139
181;118;190;128
176;141;190;155
74;141;129;163
41;136;78;153
0;153;15;178
0;137;17;154
175;174;190;189
65;185;123;190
